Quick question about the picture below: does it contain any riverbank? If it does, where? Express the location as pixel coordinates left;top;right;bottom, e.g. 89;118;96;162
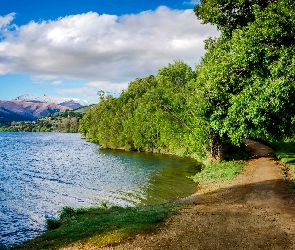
6;204;181;250
6;139;295;249
4;144;248;250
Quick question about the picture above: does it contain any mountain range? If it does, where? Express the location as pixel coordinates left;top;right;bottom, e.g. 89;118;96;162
14;94;89;109
0;95;90;122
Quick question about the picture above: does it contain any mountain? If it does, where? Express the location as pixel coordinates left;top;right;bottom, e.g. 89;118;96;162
0;95;91;122
0;101;69;122
14;94;90;109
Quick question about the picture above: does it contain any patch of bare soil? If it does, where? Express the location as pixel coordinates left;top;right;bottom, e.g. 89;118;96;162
100;139;295;250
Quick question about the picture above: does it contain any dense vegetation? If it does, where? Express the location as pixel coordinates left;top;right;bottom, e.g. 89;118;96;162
79;63;208;158
80;0;295;161
0;107;90;133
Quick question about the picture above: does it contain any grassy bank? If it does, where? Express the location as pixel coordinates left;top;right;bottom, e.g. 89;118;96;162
8;204;180;250
272;141;295;189
191;160;246;192
190;144;250;192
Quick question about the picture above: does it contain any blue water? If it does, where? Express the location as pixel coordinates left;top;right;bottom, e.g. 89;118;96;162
0;132;200;247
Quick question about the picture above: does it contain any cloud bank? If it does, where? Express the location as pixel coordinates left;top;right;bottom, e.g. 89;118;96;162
0;7;219;94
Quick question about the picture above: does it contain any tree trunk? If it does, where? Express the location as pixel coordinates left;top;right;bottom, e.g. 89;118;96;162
210;134;223;161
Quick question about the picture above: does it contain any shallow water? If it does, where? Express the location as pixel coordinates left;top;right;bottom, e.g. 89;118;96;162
0;132;201;247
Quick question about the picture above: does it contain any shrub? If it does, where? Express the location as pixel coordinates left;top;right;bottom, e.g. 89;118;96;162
46;218;62;230
60;206;76;220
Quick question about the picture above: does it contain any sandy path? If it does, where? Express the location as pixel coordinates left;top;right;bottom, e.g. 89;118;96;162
100;139;295;250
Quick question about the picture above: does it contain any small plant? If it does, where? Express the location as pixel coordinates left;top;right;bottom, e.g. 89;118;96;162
60;206;76;220
46;218;62;230
100;201;108;209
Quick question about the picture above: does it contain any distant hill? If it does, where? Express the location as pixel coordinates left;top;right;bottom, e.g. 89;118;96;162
0;95;91;122
72;105;92;114
0;100;69;122
14;94;90;109
0;105;92;132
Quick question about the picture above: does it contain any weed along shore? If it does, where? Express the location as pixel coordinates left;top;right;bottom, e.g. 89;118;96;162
7;139;295;249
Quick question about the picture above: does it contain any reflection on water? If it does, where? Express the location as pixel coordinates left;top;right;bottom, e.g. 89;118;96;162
0;132;201;246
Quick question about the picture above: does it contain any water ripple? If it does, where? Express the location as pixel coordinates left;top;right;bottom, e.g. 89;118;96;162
0;132;200;247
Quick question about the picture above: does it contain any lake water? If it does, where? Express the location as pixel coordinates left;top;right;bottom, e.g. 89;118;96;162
0;132;201;247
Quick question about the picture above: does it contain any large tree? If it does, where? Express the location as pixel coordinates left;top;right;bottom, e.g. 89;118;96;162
193;0;295;159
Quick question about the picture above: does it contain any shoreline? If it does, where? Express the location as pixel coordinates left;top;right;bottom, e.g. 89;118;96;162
6;151;247;250
7;140;295;250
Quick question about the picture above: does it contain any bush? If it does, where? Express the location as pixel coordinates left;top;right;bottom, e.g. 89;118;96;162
60;206;76;220
46;218;62;230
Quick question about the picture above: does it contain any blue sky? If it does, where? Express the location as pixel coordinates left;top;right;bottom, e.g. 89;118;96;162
0;0;219;104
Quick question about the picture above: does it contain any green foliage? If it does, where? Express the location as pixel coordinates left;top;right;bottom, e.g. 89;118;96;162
11;204;180;250
189;0;295;159
46;218;62;230
59;206;77;220
222;0;295;144
79;61;207;158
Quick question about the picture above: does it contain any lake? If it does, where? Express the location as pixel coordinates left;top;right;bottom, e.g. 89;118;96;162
0;132;201;247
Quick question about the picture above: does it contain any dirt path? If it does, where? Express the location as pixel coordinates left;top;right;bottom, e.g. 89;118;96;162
101;139;295;250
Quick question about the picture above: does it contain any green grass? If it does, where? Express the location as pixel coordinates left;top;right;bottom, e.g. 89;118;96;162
272;141;295;166
191;161;246;191
271;141;295;187
8;204;180;250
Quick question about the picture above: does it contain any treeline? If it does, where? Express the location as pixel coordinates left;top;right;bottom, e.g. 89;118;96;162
79;62;208;158
0;109;88;133
80;0;295;160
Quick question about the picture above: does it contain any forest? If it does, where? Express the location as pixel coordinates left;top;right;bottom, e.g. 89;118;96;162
79;0;295;161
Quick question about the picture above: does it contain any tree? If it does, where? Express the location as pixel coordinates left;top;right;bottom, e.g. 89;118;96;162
222;0;295;143
79;61;205;156
194;0;276;35
70;117;79;132
192;0;295;159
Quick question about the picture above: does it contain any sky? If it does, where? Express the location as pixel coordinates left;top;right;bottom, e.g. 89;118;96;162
0;0;219;104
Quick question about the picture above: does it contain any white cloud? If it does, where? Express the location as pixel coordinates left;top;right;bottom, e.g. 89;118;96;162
56;81;128;102
57;86;97;97
0;13;15;29
0;7;219;93
86;81;128;92
52;80;63;85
